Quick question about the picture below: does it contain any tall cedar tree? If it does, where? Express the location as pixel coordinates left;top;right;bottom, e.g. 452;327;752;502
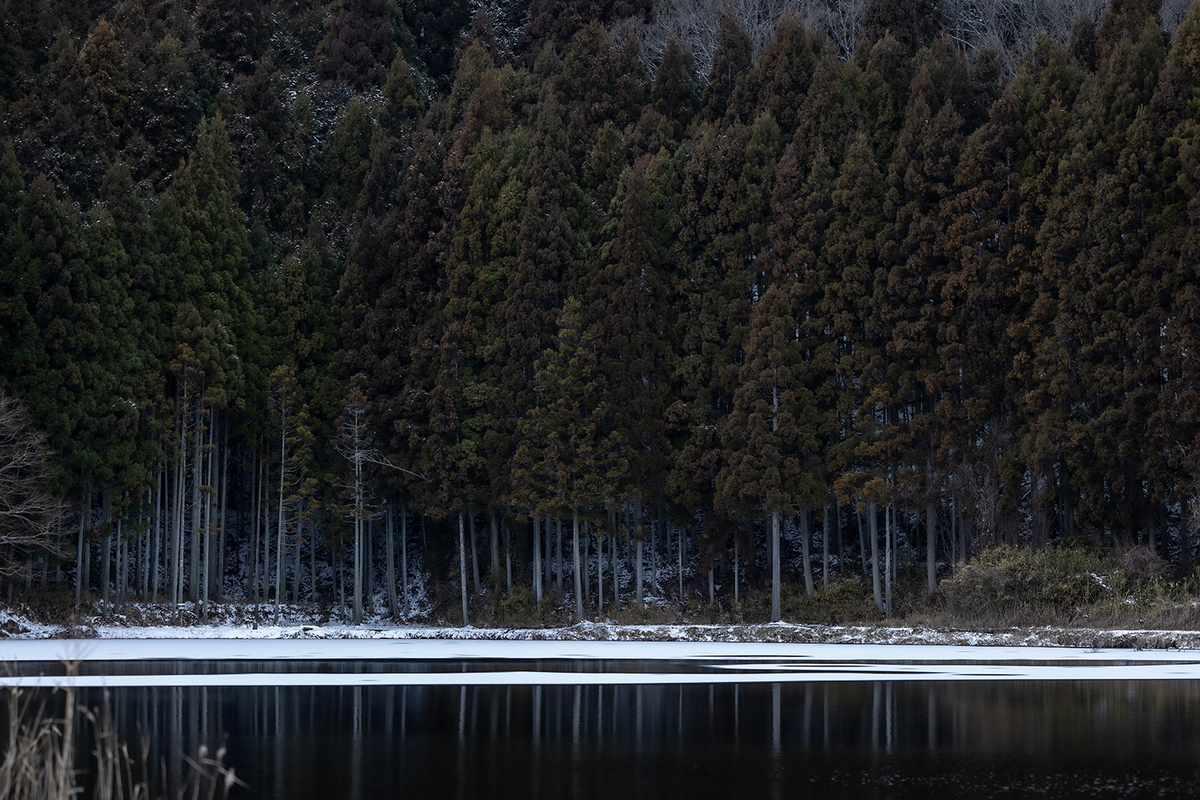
494;86;581;510
586;151;675;512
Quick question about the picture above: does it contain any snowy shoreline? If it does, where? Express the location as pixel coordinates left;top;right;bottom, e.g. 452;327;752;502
4;604;1200;651
7;634;1200;686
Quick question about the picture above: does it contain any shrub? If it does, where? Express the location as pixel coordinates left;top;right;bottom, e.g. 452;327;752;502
939;544;1110;625
496;585;535;624
786;579;881;624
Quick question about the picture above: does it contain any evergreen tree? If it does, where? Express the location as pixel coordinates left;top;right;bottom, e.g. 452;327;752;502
316;0;398;88
753;14;816;135
716;277;824;617
512;298;619;619
701;10;753;124
75;18;131;154
586;151;675;513
651;36;699;141
493;88;581;511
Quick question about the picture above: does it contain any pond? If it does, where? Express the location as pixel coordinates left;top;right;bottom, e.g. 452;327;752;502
6;641;1200;799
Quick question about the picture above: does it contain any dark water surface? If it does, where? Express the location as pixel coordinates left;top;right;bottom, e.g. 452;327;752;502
55;673;1200;799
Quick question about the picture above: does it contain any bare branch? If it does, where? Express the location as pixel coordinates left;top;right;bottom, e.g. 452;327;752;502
0;388;68;574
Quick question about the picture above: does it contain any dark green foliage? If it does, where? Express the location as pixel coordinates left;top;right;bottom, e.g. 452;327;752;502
701;10;752;124
7;0;1200;617
651;36;698;140
316;0;398;88
753;14;816;134
194;0;264;72
859;0;942;58
401;0;471;85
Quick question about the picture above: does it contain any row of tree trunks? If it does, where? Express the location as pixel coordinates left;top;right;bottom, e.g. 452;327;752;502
71;468;965;620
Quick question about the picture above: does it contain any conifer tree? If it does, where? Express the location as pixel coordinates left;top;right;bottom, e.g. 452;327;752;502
753;14;816;135
75;18;130;154
494;88;581;510
701;10;753;124
316;0;398;88
586;151;675;520
513;298;619;620
651;36;699;141
717;277;823;617
935;87;1023;536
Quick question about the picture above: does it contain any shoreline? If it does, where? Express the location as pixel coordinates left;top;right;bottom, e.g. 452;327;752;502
3;604;1200;650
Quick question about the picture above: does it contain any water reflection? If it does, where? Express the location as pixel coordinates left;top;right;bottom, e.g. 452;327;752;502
48;679;1200;799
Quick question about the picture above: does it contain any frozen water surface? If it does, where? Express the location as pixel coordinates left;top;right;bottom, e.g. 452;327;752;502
5;638;1200;686
8;635;1200;797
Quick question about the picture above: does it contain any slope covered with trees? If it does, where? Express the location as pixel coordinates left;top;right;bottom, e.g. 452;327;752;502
3;0;1200;623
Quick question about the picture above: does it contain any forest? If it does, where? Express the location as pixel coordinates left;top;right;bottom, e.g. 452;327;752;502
2;0;1199;625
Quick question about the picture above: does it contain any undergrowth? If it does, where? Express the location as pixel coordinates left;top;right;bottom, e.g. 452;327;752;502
11;544;1200;634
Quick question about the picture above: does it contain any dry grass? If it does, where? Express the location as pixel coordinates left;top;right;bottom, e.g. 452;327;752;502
0;681;243;800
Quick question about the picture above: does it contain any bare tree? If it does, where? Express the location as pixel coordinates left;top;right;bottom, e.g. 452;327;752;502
334;387;425;624
335;387;375;625
618;0;1129;82
0;388;66;574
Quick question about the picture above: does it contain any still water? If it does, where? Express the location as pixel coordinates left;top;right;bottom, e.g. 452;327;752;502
58;674;1200;799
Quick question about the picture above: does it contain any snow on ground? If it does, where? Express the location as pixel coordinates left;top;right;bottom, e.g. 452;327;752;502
3;603;1200;653
6;636;1200;663
6;637;1200;687
8;603;1200;686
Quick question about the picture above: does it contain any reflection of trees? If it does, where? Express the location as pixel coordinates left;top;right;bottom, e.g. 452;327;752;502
67;678;1200;796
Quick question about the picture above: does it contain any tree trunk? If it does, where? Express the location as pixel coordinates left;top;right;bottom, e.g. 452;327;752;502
401;507;409;615
572;510;583;621
800;508;815;597
310;515;317;602
822;502;830;592
544;519;552;587
458;511;469;626
870;501;882;612
351;515;361;624
172;435;184;606
276;417;287;622
583;523;591;608
202;408;215;616
533;517;542;610
152;471;162;601
75;483;89;606
491;513;501;594
771;510;781;622
857;508;867;578
676;520;683;602
733;536;739;605
597;533;604;618
555;517;563;592
101;490;111;608
926;501;937;596
292;518;302;603
365;517;374;616
336;549;344;616
611;533;618;608
653;513;660;594
217;415;229;602
386;502;397;617
115;517;124;609
635;537;643;606
835;500;844;576
248;451;259;603
884;501;893;619
468;512;481;595
190;402;202;602
504;524;512;594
